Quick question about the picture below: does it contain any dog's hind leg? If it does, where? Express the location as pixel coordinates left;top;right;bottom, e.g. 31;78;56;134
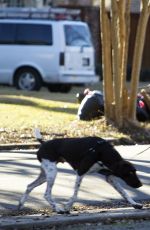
41;159;65;213
18;168;46;210
64;174;83;213
107;175;143;209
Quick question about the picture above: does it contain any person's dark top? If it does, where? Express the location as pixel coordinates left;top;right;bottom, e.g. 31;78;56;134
136;94;150;122
77;90;104;121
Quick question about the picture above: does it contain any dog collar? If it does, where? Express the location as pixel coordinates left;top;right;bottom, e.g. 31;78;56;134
88;140;106;153
97;140;107;144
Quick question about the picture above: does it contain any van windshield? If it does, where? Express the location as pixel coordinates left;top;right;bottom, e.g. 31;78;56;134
64;25;92;47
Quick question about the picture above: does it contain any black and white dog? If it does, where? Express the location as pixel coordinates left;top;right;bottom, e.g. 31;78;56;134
18;129;143;213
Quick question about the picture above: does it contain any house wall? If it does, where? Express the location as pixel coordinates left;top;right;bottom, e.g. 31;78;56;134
128;14;150;70
80;6;150;79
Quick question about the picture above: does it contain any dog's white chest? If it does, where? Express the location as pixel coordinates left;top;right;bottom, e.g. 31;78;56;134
88;161;108;174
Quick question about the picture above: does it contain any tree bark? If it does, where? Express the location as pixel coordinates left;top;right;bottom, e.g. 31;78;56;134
118;1;131;120
99;0;150;127
100;0;114;120
128;0;150;121
111;0;122;126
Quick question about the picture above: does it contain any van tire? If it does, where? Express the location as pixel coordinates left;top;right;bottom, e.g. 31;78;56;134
47;84;61;92
14;68;42;91
60;85;71;93
47;84;71;93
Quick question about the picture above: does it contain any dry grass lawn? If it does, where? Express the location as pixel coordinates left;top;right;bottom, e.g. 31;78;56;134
0;84;150;145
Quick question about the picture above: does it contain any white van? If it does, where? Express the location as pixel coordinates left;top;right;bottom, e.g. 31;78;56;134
0;8;98;92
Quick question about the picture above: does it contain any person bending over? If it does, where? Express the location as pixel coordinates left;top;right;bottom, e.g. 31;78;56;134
77;88;104;121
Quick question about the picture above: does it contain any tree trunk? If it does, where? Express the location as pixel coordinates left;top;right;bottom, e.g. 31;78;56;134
118;1;131;120
100;0;114;121
99;0;150;127
111;0;122;126
128;0;150;121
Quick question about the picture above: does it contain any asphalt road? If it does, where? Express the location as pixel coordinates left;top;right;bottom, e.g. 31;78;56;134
0;145;150;212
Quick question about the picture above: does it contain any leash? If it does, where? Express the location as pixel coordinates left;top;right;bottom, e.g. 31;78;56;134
97;139;150;160
130;145;150;160
88;139;150;160
88;140;107;152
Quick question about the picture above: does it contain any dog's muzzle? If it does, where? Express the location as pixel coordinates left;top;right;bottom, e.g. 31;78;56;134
126;178;142;188
132;180;142;188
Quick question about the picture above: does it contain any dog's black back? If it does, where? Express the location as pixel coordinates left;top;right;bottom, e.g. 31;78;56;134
37;136;122;172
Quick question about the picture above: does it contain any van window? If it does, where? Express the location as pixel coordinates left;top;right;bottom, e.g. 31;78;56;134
16;24;53;45
0;23;52;45
64;25;92;47
0;23;15;44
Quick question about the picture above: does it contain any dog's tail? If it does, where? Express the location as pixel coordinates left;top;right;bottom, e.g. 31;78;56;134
34;128;44;144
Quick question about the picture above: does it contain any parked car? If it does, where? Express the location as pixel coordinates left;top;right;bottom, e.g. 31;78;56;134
0;8;98;92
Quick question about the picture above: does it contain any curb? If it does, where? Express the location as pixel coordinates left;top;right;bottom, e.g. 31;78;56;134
0;143;40;151
0;138;134;151
0;208;150;229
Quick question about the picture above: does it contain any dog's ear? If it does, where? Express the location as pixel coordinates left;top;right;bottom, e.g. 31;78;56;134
118;161;135;172
113;160;142;188
109;161;125;175
112;160;136;177
77;154;97;176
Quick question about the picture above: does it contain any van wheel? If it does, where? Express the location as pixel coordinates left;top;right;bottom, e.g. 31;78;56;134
14;68;42;91
60;85;71;93
47;84;71;93
47;84;61;92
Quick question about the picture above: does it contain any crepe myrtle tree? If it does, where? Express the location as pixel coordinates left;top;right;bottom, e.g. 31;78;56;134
100;0;150;128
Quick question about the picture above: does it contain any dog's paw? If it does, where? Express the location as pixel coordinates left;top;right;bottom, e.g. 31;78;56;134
55;205;69;214
57;209;70;214
133;203;143;209
17;203;23;211
63;204;71;214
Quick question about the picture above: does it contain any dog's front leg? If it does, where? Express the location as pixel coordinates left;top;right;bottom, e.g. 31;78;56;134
64;174;83;213
107;175;143;209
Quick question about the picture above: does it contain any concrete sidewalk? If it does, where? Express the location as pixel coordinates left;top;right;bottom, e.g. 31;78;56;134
0;144;150;229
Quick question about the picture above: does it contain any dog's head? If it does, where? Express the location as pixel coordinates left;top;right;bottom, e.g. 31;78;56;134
113;160;142;188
